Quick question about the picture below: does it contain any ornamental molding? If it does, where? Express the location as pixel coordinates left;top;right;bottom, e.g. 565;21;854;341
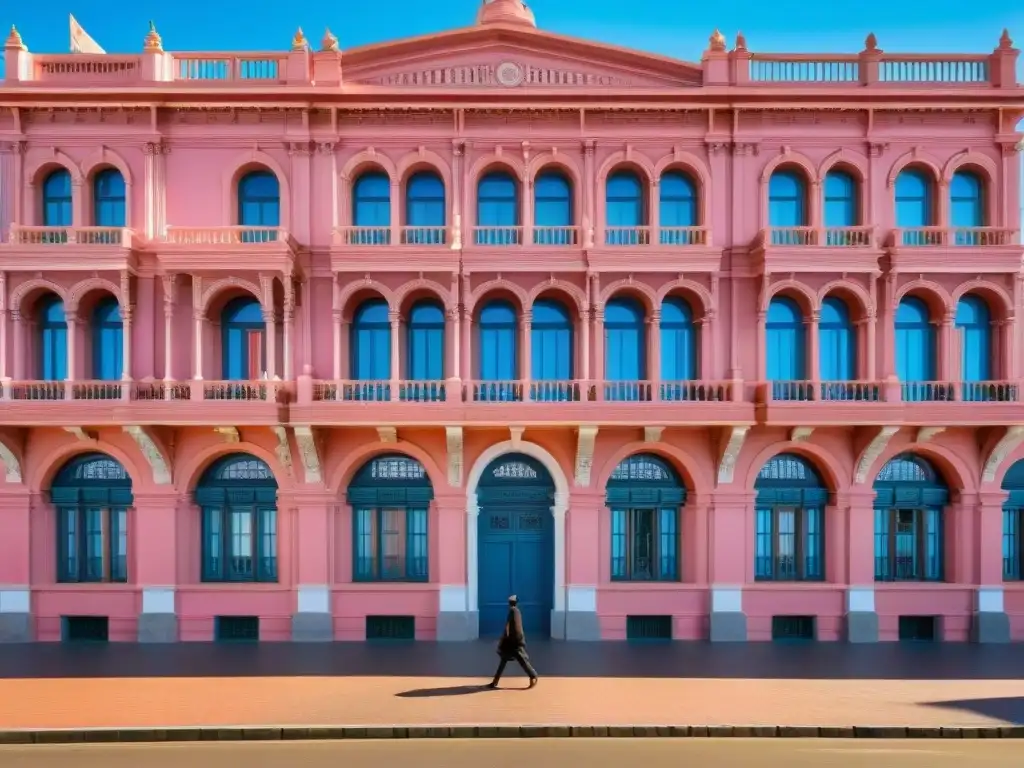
364;61;634;88
789;427;814;442
445;426;464;488
64;426;97;442
271;426;294;480
292;426;323;484
122;426;171;485
377;426;398;444
854;425;900;484
915;426;945;444
214;426;240;443
574;425;599;487
0;440;22;483
982;425;1024;484
717;425;750;484
643;426;664;444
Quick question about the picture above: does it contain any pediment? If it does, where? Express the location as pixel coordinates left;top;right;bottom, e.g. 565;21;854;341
343;26;703;89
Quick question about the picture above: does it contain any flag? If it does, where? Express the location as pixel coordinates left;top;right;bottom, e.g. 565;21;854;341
70;15;105;54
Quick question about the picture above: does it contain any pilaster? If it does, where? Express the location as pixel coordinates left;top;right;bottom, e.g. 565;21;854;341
0;489;31;641
132;489;180;642
288;490;334;642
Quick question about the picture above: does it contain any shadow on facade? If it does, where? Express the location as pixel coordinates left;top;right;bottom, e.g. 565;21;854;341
924;697;1024;726
0;641;1023;681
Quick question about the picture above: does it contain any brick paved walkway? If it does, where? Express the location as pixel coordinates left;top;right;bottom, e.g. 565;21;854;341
0;642;1021;730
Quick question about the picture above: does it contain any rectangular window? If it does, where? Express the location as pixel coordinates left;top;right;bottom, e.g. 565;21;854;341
202;506;277;582
874;507;943;581
58;506;128;583
755;507;823;581
1004;509;1023;580
610;507;678;581
354;507;428;582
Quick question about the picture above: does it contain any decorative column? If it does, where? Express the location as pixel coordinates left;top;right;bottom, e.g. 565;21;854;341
939;311;955;384
519;310;532;393
65;311;77;382
755;310;767;380
11;311;23;381
446;307;461;383
865;312;878;380
461;304;473;387
579;308;591;381
521;177;533;244
291;490;335;642
647;310;661;392
120;272;133;381
435;491;471;641
0;488;32;641
809;180;822;231
283;285;294;381
592;304;605;400
845;486;879;642
162;275;175;386
561;489;602;640
193;310;204;380
389;310;400;400
332;310;344;381
390;181;401;243
0;273;7;383
708;489;751;641
133;489;179;642
808;310;821;384
973;489;1011;643
551;490;569;636
582;140;595;243
263;308;277;379
451;140;464;248
937;179;951;228
466;494;481;637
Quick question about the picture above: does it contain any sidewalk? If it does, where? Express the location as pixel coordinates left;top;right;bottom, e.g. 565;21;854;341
0;642;1020;732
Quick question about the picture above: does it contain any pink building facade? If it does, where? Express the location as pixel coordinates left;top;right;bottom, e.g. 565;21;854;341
1;1;1023;644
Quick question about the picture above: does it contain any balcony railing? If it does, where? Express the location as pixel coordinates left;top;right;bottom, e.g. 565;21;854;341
0;379;288;402
760;226;877;248
889;227;1019;247
6;225;135;247
762;380;1020;403
162;226;286;245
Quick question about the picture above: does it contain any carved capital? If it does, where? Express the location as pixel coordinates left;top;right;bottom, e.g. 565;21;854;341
316;141;337;155
287;141;314;156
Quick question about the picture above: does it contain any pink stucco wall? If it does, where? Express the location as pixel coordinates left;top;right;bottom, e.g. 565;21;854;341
0;9;1022;642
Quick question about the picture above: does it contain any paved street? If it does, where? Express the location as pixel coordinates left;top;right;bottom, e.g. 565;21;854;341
0;740;1022;768
0;641;1021;730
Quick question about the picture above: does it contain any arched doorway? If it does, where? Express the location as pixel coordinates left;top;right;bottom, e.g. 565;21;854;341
196;454;279;583
477;453;555;637
347;454;433;582
873;453;947;582
52;453;132;584
753;453;827;582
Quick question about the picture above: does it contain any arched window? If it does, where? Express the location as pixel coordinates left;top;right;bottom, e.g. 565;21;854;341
352;170;392;245
221;297;265;381
659;297;697;396
42;168;73;231
38;294;68;381
658;170;698;244
406;299;445;400
605;170;645;245
350;298;391;401
823;169;858;231
607;453;684;581
768;169;808;244
477;300;518;401
754;454;826;581
950;170;985;245
604;296;646;401
348;454;432;582
405;171;446;244
52;453;132;583
533;170;573;245
873;454;946;582
895;168;934;245
895;297;937;401
1001;459;1024;580
93;168;126;227
476;170;520;245
197;454;278;583
530;299;573;399
91;297;123;381
819;296;855;393
766;296;807;400
237;170;280;242
955;294;992;399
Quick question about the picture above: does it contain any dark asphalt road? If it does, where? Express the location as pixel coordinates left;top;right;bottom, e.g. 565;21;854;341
0;740;1020;767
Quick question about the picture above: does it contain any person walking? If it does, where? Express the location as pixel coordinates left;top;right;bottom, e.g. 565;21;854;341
488;595;538;689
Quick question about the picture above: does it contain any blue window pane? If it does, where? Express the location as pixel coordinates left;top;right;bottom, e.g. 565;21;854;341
610;508;626;579
93;168;126;227
823;170;857;227
955;295;992;386
765;297;806;397
819;296;854;382
895;168;934;242
38;295;68;381
237;170;281;227
91;297;123;381
353;171;392;228
605;170;644;227
950;170;984;228
406;171;446;235
768;169;807;227
659;296;696;381
533;171;572;228
477;171;518;226
895;297;936;398
658;171;697;227
221;297;265;380
530;299;572;384
42;169;73;227
479;300;517;383
351;299;391;383
604;297;645;399
407;300;445;381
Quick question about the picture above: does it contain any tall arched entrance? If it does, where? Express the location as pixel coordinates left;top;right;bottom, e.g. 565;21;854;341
477;453;555;637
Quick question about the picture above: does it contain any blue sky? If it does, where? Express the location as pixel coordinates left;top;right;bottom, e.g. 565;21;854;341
3;0;1022;64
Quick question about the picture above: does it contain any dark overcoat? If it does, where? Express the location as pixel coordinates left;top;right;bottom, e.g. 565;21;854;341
496;605;526;660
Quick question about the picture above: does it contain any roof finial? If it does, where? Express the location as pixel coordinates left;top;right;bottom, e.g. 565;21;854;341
291;27;308;52
143;21;163;53
999;28;1014;49
734;31;747;51
5;24;25;51
709;29;726;53
320;27;339;53
864;32;878;52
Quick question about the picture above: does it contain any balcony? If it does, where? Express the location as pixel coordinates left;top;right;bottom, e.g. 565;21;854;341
751;226;882;274
0;379;289;426
885;227;1021;273
757;379;1023;426
330;226;459;273
589;225;718;272
0;225;139;271
156;226;298;273
291;377;753;426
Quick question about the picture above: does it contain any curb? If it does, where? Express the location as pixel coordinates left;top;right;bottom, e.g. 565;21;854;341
1;724;1023;744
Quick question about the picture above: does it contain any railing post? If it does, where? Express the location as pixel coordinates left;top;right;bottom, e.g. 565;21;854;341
859;34;882;85
990;30;1019;88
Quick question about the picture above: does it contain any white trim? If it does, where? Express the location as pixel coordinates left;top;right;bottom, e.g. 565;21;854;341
465;440;571;635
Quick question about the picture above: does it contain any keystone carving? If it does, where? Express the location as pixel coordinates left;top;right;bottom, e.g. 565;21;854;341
982;425;1024;484
214;426;240;443
292;426;322;484
854;425;900;484
122;426;171;485
789;427;814;442
0;440;22;483
717;426;750;484
64;427;97;442
915;427;945;444
271;426;294;479
574;426;599;487
377;426;398;444
643;426;664;443
445;426;464;488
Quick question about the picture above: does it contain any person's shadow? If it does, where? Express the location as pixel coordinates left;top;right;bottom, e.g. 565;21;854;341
395;684;498;698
